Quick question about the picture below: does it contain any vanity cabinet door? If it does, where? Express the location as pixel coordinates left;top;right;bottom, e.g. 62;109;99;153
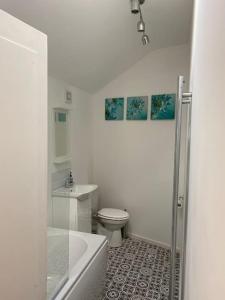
77;197;92;233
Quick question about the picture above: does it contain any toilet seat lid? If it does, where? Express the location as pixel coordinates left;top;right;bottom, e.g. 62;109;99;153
98;208;129;220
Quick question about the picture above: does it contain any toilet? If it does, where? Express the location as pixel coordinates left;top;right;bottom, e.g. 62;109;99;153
97;208;129;247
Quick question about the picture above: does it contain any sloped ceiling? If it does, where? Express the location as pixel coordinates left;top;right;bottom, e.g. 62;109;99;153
0;0;193;92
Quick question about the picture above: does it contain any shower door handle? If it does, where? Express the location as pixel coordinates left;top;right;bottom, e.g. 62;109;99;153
169;76;192;300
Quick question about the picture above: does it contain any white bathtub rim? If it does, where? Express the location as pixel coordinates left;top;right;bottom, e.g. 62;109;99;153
60;240;108;300
53;230;107;300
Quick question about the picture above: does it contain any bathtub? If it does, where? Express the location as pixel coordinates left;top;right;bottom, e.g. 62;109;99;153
48;228;107;300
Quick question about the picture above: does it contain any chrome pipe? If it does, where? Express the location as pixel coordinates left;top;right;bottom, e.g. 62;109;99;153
169;76;184;300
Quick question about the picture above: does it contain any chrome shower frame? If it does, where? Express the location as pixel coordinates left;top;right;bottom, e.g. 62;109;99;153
169;76;192;300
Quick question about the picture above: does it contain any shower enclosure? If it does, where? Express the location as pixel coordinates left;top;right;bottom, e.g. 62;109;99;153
170;76;192;300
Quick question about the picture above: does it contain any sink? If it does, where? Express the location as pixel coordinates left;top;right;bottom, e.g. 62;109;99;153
53;184;98;200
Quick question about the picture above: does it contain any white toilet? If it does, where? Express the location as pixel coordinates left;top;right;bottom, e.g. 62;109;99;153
97;208;129;247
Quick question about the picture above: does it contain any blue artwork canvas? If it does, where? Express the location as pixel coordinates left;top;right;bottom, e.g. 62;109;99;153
127;96;148;120
105;98;124;120
151;94;176;120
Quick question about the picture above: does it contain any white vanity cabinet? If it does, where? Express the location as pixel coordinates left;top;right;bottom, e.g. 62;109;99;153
52;185;98;233
69;196;92;233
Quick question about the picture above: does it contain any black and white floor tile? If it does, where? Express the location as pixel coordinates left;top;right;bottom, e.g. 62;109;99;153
101;238;180;300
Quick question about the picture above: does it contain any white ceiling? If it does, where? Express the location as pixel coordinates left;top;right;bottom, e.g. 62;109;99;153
0;0;193;92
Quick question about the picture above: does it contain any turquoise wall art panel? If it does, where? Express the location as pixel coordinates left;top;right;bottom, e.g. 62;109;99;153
127;96;148;120
151;94;176;120
105;98;124;120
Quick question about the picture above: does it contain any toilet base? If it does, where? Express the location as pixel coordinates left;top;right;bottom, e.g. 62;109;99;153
97;223;122;247
110;229;122;247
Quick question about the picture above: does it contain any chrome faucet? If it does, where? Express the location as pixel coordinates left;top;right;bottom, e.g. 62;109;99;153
65;170;74;188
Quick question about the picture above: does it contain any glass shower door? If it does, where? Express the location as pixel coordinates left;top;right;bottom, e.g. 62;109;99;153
47;192;70;300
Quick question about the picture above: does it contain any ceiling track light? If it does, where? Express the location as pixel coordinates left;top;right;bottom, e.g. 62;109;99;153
130;0;150;46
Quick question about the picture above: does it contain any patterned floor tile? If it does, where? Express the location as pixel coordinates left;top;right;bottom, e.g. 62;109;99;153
101;238;180;300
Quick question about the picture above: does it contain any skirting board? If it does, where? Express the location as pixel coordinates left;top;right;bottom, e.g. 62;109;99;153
128;232;181;252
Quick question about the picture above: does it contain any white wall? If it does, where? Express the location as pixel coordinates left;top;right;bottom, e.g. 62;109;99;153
185;0;225;299
90;44;190;246
48;76;91;223
0;10;47;300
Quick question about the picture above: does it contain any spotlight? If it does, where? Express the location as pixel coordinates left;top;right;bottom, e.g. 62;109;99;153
137;19;145;32
130;0;145;14
142;33;150;45
137;6;145;32
130;0;140;14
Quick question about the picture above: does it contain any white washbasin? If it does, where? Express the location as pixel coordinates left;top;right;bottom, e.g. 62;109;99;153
53;184;98;200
